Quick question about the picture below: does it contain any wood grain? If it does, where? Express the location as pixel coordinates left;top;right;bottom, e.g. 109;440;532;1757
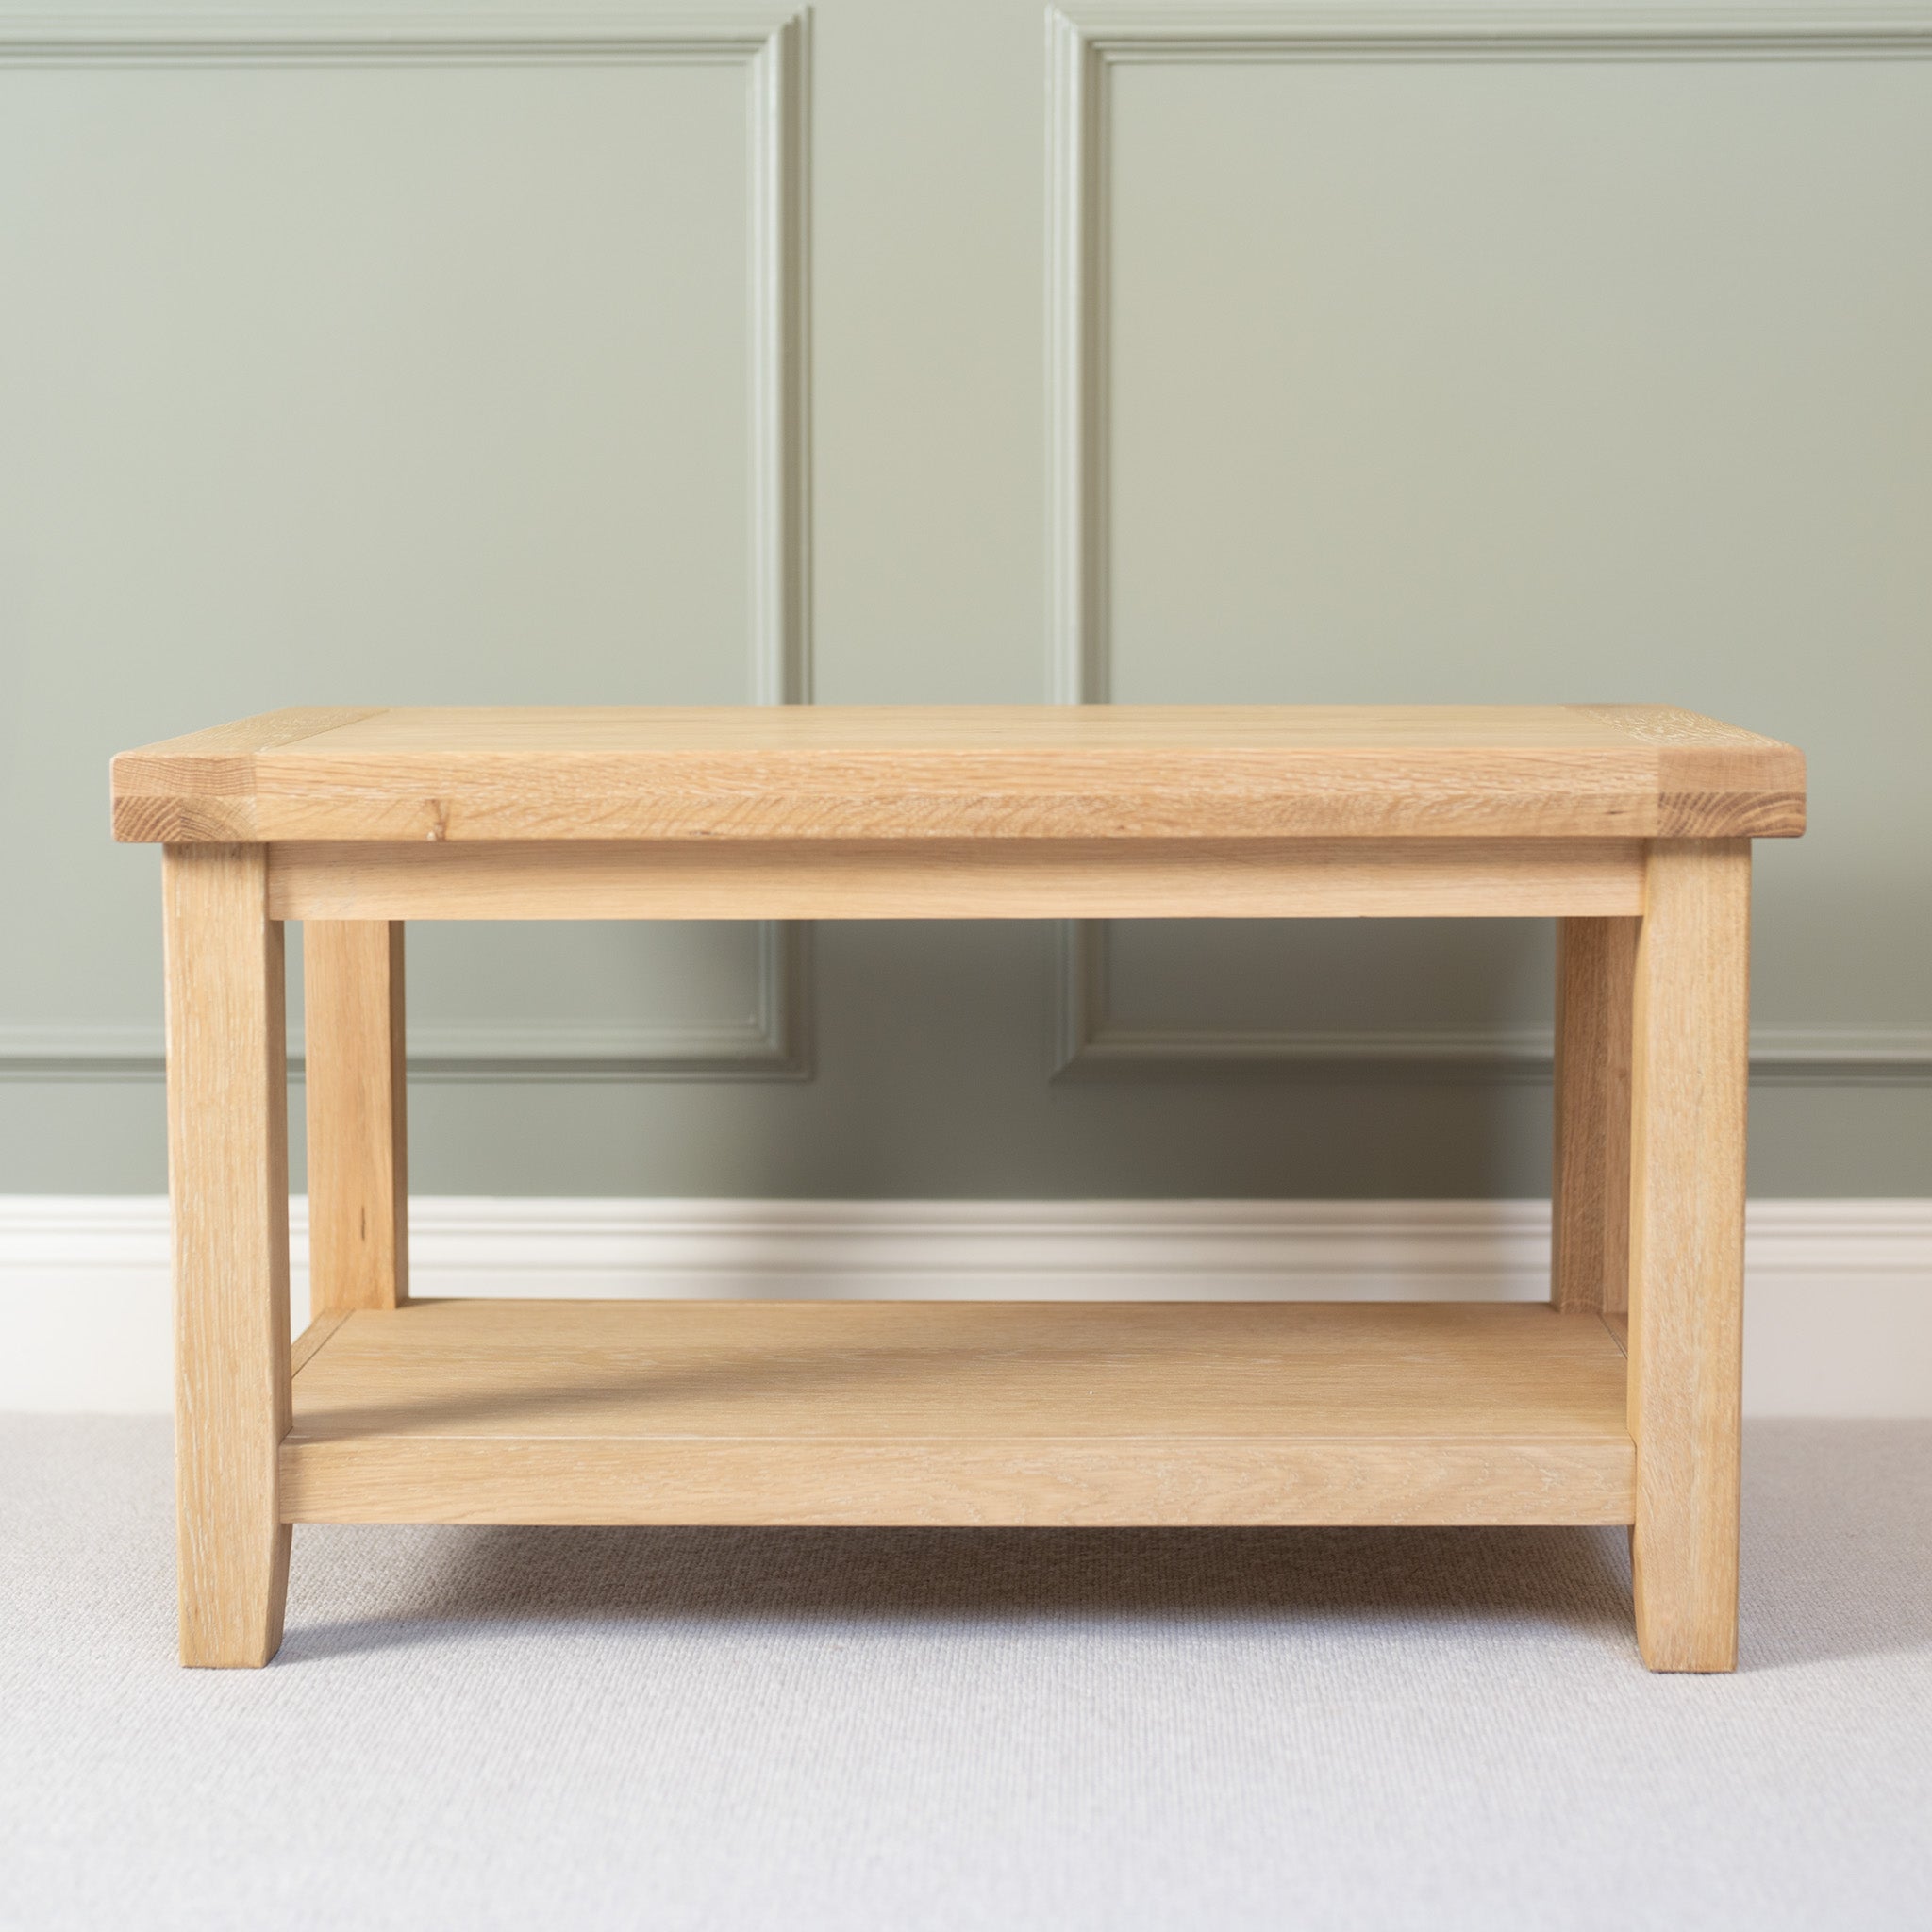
113;705;1805;843
1573;705;1806;837
280;1299;1635;1527
122;703;1793;1666
163;843;292;1667
1627;839;1751;1672
303;922;408;1316
1551;916;1638;1315
281;1436;1634;1529
268;837;1647;923
112;708;385;842
291;1311;350;1377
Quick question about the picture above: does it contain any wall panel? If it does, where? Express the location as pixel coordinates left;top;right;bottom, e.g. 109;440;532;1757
0;13;810;1083
1047;6;1932;1079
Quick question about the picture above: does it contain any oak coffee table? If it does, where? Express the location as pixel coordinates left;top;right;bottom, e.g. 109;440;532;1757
112;704;1805;1670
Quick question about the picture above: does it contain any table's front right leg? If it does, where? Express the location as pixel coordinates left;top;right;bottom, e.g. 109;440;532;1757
1626;838;1751;1672
164;843;291;1667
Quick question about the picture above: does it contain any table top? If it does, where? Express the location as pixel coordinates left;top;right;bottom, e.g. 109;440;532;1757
111;704;1804;843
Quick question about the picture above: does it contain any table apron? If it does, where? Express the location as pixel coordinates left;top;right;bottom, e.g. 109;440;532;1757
264;837;1647;922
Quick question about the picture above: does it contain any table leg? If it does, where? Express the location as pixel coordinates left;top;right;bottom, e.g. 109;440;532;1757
163;844;291;1667
1627;839;1751;1672
1551;915;1638;1318
304;922;408;1315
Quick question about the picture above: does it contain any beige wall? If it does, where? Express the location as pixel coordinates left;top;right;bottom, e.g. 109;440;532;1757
2;2;1928;1198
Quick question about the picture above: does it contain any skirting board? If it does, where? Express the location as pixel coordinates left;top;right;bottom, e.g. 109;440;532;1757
2;1197;1927;1418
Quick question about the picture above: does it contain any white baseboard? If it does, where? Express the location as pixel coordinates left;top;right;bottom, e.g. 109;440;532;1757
3;1196;1927;1418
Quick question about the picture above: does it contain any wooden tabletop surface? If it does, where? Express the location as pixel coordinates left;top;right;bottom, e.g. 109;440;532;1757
112;704;1804;843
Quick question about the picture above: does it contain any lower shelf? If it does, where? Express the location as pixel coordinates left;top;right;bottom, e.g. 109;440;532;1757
282;1298;1633;1527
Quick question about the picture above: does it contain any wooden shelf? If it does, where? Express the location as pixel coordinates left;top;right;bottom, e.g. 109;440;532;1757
283;1300;1633;1528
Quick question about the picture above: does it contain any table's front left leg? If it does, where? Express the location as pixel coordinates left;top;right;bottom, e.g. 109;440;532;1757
163;843;291;1666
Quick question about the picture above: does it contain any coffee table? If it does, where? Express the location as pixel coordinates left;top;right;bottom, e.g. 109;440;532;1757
111;704;1804;1669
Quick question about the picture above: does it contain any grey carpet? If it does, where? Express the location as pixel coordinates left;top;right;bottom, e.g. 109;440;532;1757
2;1420;1929;1932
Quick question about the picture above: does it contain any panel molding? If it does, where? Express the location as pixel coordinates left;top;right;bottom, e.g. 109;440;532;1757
0;920;811;1083
1050;1;1932;706
2;8;814;1078
1052;920;1932;1082
0;10;803;67
1045;1;1932;1077
0;7;811;695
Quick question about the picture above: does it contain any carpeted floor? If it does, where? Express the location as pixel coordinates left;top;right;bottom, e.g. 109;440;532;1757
3;1420;1929;1932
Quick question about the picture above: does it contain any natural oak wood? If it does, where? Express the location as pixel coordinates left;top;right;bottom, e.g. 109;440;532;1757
124;701;1798;1669
303;922;409;1316
1627;840;1751;1673
163;844;292;1667
112;708;386;842
267;837;1646;923
112;705;1806;844
280;1299;1635;1527
1551;916;1638;1315
290;1311;350;1377
1572;705;1807;836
